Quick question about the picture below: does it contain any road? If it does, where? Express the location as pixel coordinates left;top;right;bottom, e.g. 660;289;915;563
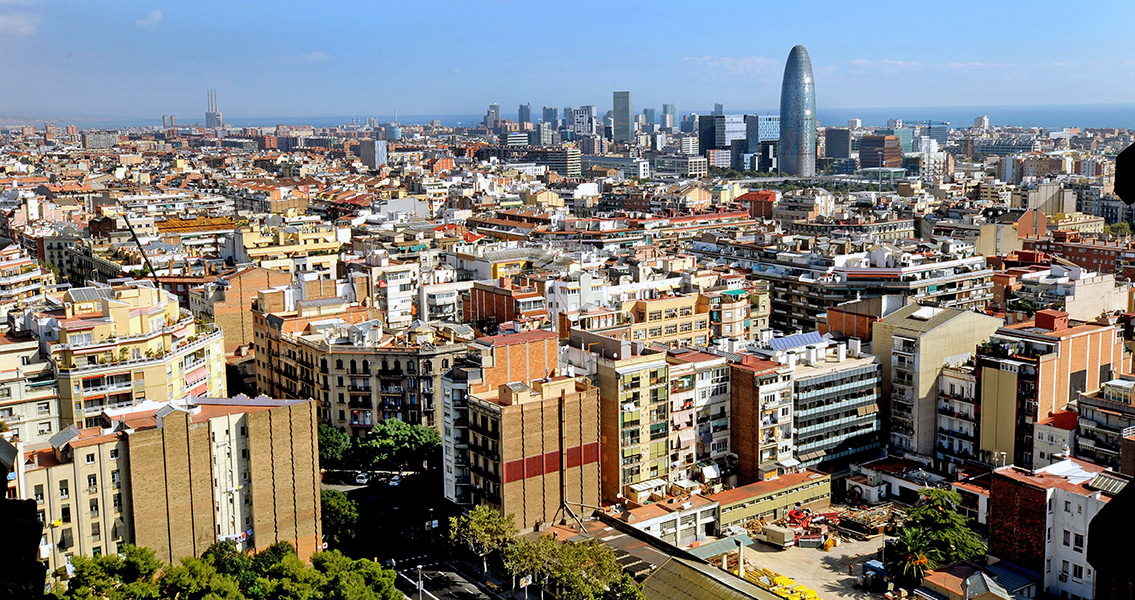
393;561;493;600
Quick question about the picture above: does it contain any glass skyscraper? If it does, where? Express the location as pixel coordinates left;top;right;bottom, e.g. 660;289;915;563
613;91;633;143
778;45;816;176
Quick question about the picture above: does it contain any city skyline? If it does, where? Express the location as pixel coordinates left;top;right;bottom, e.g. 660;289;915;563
1;1;1133;120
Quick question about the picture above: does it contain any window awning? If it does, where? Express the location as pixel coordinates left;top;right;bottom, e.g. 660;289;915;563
678;428;696;445
777;457;801;468
702;464;721;480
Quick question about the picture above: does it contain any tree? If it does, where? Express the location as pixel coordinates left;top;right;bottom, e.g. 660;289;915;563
449;504;518;574
601;574;646;600
318;424;351;468
53;543;399;600
321;489;359;548
503;535;558;591
885;488;987;588
1106;221;1133;236
360;419;441;471
548;541;623;600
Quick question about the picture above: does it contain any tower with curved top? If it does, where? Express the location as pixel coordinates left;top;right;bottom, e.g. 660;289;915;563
779;45;816;176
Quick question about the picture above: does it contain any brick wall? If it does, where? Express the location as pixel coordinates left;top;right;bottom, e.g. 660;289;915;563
988;471;1047;573
730;366;760;484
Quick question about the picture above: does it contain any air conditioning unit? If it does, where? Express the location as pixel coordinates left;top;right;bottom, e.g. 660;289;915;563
1058;573;1068;582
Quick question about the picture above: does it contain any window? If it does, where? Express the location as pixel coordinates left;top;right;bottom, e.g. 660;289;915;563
1062;560;1069;574
113;494;122;513
110;470;120;489
86;453;95;464
36;402;49;414
1063;530;1071;546
91;522;100;542
1065;500;1071;512
89;499;99;518
1074;533;1084;552
38;422;52;435
1073;564;1084;580
59;480;69;499
34;484;43;503
87;474;97;491
110;449;119;460
61;505;71;523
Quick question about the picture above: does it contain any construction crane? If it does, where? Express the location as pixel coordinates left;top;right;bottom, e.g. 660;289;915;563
120;208;162;288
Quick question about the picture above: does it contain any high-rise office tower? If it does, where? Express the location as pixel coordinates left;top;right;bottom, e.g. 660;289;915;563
661;103;678;130
542;106;558;124
824;128;852;159
887;118;903;129
848;118;861;129
484;103;501;127
642;108;656;125
974;115;990;129
713;103;724;115
778;45;816;176
205;90;223;129
612;91;633;143
518;103;532;124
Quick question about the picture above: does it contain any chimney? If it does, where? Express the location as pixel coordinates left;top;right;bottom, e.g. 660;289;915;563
837;342;847;363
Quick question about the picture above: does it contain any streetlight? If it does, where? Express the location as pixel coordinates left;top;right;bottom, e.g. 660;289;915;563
417;564;423;600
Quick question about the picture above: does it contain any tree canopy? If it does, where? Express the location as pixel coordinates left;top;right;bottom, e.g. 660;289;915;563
885;488;987;588
320;489;359;549
52;542;399;600
449;504;518;574
318;424;351;468
504;536;643;600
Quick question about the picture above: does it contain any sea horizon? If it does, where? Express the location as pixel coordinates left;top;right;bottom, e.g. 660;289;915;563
4;103;1135;131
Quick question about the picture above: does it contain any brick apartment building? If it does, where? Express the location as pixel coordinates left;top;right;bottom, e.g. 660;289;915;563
443;330;559;506
467;376;600;531
11;395;320;579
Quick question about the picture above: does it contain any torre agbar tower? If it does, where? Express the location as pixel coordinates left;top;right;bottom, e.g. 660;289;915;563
778;45;816;176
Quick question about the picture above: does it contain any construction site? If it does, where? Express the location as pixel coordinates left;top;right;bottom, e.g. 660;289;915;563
695;503;904;600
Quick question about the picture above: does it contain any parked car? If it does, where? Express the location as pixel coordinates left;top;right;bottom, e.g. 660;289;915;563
355;471;371;485
389;475;402;487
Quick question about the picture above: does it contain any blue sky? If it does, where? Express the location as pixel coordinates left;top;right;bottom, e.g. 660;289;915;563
2;0;1134;120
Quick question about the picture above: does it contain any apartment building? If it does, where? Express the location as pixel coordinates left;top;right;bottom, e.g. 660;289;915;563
692;236;993;332
562;294;711;350
11;395;320;580
0;242;52;321
697;289;751;342
466;376;600;532
937;365;981;469
1075;377;1135;469
252;290;463;432
594;339;671;503
347;253;419;331
729;357;795;483
24;282;227;430
976;310;1127;468
873;305;1003;456
0;332;60;445
225;221;345;278
754;334;882;471
418;280;474;324
464;278;548;332
442;329;558;506
667;350;732;487
188;266;293;355
990;459;1127;600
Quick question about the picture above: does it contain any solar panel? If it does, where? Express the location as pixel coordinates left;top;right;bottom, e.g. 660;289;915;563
768;331;824;352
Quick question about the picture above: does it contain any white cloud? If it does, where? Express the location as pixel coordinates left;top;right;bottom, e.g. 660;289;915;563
135;10;162;30
683;55;778;74
0;13;37;34
947;61;1011;69
848;58;923;68
304;51;330;63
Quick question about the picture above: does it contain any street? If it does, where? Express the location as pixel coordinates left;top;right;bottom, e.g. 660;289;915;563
393;561;493;600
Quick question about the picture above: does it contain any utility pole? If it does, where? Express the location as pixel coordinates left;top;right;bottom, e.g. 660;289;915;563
417;564;422;600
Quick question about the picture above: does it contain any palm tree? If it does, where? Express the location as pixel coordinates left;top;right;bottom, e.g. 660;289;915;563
886;528;944;588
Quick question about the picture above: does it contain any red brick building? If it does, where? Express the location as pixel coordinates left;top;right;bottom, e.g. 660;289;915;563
463;278;548;333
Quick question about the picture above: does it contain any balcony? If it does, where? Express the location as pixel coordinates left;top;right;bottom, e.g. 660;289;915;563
939;406;977;422
938;426;975;442
82;380;134;397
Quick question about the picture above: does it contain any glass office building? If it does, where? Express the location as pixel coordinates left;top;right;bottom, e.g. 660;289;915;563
778;45;816;176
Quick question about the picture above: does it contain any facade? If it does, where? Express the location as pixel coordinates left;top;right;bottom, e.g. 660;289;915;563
710;470;831;530
596;344;671;502
824;127;851;159
12;395;320;579
29;282;227;431
873;305;1003;457
442;330;559;506
252;291;463;432
467;376;600;532
668;350;733;486
1075;377;1135;469
729;358;795;483
859;135;903;168
0;332;60;445
225;222;345;278
779;45;817;176
976;310;1127;468
613;91;633;144
188;266;293;355
359;139;388;170
989;459;1126;600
